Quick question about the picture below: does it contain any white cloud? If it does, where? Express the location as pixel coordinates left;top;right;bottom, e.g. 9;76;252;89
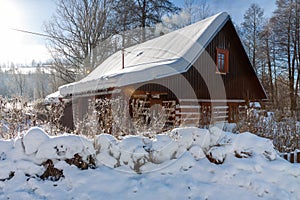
160;10;191;31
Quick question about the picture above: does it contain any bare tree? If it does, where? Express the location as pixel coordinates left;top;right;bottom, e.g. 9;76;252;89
184;0;211;24
239;0;300;112
259;20;275;106
11;65;26;97
0;68;9;97
271;0;299;111
241;3;265;73
44;0;114;83
34;63;48;99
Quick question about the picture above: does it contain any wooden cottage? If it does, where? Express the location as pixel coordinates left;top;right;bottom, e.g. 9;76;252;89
59;12;267;130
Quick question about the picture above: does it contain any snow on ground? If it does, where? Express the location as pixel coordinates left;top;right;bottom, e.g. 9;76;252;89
0;127;300;199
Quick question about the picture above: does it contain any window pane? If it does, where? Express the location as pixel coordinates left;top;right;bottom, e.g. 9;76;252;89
218;53;225;71
216;48;228;74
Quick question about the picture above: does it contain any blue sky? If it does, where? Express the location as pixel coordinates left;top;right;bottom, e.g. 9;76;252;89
0;0;276;64
173;0;276;24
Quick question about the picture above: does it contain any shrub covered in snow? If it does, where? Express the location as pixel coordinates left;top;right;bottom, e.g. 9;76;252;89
0;97;69;139
0;96;30;139
2;126;300;199
0;126;280;175
237;108;300;152
74;97;176;139
1;96;299;155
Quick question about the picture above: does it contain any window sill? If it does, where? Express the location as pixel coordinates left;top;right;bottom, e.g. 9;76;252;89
216;71;227;75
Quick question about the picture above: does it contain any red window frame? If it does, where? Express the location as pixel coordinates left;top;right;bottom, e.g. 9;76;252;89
216;48;229;74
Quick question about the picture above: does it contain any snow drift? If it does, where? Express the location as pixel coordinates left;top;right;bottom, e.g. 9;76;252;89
0;127;299;199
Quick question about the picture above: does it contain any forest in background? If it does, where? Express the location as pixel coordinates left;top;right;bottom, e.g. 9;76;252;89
238;0;300;113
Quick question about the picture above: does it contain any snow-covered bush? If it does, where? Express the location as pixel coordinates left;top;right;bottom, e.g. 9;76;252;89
74;98;104;137
29;98;69;135
1;126;300;199
0;96;70;139
0;96;30;139
43;101;67;135
237;108;300;152
74;97;175;139
130;99;175;137
0;125;282;183
1;95;298;155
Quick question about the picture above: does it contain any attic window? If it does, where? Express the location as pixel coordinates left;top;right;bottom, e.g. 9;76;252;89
216;48;229;74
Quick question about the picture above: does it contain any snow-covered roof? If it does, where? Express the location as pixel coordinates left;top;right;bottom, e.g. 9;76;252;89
59;12;230;96
45;91;62;104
